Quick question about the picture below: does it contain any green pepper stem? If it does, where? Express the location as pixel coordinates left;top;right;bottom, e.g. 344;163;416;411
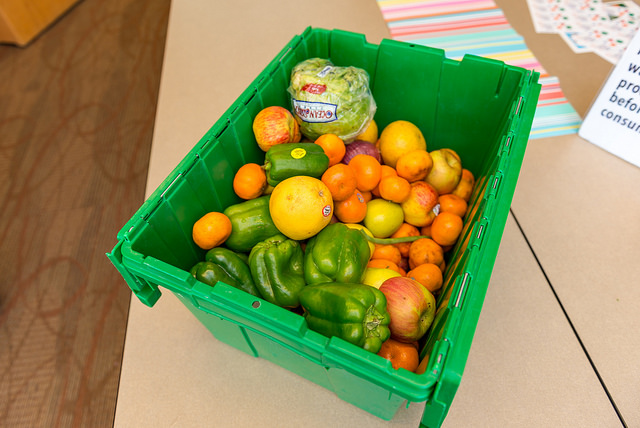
359;229;431;245
364;305;383;337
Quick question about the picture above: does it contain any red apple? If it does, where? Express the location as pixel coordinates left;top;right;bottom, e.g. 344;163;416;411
400;181;439;227
252;106;301;152
379;276;436;343
425;148;462;194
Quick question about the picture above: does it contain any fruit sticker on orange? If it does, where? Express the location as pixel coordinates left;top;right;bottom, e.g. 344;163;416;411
290;148;307;159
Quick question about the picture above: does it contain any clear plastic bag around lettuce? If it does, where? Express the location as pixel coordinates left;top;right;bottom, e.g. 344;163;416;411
288;58;376;143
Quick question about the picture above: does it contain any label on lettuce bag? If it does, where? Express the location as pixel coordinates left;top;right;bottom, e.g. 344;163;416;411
292;99;338;123
301;83;326;94
316;65;333;77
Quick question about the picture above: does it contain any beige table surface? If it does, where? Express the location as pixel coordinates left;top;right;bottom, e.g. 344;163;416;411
114;1;639;427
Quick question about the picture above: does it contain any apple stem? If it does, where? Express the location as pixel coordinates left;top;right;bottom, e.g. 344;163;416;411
358;230;431;245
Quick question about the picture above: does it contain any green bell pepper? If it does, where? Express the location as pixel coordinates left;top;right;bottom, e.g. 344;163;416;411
190;247;261;297
248;233;306;308
264;142;329;186
299;282;391;353
303;222;371;285
223;195;279;252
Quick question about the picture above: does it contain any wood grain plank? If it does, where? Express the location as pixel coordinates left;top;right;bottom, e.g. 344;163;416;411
0;0;170;426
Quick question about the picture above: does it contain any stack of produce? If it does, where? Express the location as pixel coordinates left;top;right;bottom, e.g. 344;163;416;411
189;59;476;374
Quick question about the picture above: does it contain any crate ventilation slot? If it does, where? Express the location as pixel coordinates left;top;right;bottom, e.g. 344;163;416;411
432;352;444;375
455;273;471;308
214;120;230;138
276;46;293;63
243;89;257;105
160;173;182;199
515;96;524;116
504;135;512;150
492;176;500;191
476;223;484;240
181;154;200;175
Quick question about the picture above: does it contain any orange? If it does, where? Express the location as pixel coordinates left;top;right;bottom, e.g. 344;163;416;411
431;212;463;247
334;189;368;223
390;223;420;258
371;165;395;198
452;168;475;202
420;224;432;238
438;194;468;218
348;154;382;192
395;149;433;182
371;184;381;198
321;163;357;202
359;189;373;203
416;354;429;375
192;212;232;250
408;238;444;270
378;175;411;204
314;133;346;166
233;163;268;200
371;244;403;266
367;258;406;276
378;120;427;168
406;263;443;293
377;338;420;372
380;164;398;180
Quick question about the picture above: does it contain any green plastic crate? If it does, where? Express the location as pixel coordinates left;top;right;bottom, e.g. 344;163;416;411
107;27;540;427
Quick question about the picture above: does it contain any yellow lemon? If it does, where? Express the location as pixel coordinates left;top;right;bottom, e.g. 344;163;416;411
356;119;378;144
362;267;401;289
269;176;333;240
343;223;375;257
378;120;427;168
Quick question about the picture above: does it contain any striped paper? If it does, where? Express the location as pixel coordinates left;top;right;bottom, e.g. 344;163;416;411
377;0;583;139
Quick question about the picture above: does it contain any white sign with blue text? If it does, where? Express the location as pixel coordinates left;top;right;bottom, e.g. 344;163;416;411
579;29;640;168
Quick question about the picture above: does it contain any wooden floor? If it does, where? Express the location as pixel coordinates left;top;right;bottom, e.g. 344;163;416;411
0;1;171;426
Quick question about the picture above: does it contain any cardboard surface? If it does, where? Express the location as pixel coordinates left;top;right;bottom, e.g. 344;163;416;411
499;2;640;425
443;216;620;428
511;133;640;426
116;0;637;426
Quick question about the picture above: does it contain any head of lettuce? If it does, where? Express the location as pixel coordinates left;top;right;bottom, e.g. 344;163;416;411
288;58;376;143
